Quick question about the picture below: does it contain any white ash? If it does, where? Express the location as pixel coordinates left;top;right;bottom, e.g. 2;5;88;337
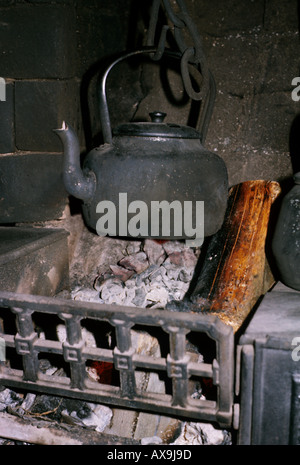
56;324;97;348
0;388;23;412
141;436;163;445
171;421;230;445
68;238;230;445
71;287;103;303
17;393;36;416
68;239;201;390
0;238;232;445
72;239;200;309
61;403;113;433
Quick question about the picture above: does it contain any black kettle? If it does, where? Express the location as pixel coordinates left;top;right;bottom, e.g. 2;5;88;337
55;48;228;245
272;172;300;291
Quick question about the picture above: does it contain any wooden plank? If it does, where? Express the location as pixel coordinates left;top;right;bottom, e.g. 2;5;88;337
190;180;281;332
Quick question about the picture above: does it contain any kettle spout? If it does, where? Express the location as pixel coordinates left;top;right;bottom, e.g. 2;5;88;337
54;121;96;202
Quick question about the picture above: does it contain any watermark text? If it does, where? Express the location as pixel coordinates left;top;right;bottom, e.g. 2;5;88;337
0;77;6;102
291;336;300;361
0;337;5;362
292;77;300;102
95;193;204;247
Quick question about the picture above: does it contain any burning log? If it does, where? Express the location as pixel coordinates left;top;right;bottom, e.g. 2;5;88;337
189;180;281;332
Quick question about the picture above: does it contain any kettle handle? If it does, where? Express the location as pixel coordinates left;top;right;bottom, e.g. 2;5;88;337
99;46;215;145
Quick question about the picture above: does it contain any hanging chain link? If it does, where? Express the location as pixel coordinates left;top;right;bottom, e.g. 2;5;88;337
146;0;210;102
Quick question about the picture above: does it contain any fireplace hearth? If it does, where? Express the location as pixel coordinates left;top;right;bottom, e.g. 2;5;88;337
0;207;300;445
0;0;300;446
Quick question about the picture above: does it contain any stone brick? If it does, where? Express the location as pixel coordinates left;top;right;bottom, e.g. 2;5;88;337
233;91;297;151
260;34;300;93
205;91;250;154
15;79;79;152
0;152;68;223
0;4;76;79
76;0;132;76
205;90;296;186
0;81;15;153
205;35;263;97
206;32;300;96
264;0;299;32
188;0;265;36
245;91;299;152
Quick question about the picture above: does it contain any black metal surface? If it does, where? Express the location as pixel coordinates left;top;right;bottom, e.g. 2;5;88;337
146;0;217;143
53;121;96;203
236;344;254;444
237;284;300;444
83;134;228;239
0;290;234;428
113;120;201;139
97;47;212;145
54;45;228;241
55;122;228;240
290;373;300;444
272;172;300;291
147;0;210;104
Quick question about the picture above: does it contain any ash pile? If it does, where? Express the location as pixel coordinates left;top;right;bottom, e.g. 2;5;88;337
70;237;200;309
0;226;232;445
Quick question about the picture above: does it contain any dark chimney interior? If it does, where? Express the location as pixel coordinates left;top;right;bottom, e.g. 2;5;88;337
0;0;300;447
0;0;299;225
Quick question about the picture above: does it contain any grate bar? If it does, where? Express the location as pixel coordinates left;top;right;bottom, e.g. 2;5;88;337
12;307;39;382
112;320;136;398
165;326;190;407
0;290;234;427
59;313;86;390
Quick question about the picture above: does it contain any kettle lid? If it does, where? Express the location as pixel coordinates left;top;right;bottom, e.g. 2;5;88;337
113;111;201;140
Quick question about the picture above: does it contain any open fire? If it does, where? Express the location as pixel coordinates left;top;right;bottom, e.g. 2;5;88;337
0;0;299;447
0;228;232;445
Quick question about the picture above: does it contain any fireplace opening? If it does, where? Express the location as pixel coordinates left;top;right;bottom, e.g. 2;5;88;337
0;0;299;447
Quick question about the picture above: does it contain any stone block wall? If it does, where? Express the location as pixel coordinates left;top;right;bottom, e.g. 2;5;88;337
0;0;136;223
202;0;300;187
0;0;78;222
134;0;300;188
0;0;299;224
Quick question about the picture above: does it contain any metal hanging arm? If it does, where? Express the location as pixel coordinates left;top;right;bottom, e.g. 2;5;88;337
98;0;215;145
98;47;184;145
146;0;216;142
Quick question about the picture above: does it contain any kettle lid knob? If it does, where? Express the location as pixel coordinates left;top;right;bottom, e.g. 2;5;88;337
149;111;167;123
